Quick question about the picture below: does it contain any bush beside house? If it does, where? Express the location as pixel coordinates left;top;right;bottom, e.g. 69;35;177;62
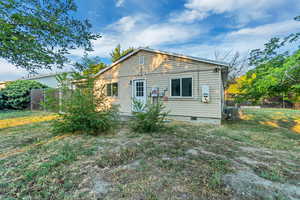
0;80;47;110
48;77;120;135
130;100;169;133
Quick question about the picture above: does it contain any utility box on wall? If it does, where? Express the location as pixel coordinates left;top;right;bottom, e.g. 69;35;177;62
201;85;210;103
151;87;159;97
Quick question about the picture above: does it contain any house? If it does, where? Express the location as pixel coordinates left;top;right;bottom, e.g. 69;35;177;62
94;48;229;125
22;72;71;88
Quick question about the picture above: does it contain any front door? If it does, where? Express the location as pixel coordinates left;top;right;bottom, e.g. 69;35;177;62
132;79;146;112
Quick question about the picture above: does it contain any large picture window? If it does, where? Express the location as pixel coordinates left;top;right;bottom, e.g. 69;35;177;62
170;77;192;97
106;82;118;97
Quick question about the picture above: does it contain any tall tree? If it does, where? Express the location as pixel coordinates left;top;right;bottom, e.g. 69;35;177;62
72;55;107;79
249;15;300;66
238;15;300;105
110;44;135;63
73;55;102;72
214;50;249;88
0;0;100;71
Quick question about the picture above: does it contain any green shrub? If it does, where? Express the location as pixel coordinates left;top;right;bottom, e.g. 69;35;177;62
130;99;169;133
0;91;6;109
50;77;120;135
42;88;60;112
2;80;47;109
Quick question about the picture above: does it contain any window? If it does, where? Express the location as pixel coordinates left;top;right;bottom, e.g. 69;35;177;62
107;83;112;96
106;82;118;97
170;77;192;97
135;81;144;97
182;78;192;97
171;79;180;96
112;83;118;96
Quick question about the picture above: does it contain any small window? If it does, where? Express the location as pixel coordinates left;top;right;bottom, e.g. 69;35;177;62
139;55;144;65
170;77;192;97
106;82;118;97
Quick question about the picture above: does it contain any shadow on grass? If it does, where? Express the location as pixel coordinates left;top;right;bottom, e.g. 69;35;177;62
234;109;300;135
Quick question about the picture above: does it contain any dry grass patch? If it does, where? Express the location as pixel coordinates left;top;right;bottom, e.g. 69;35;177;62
0;109;300;199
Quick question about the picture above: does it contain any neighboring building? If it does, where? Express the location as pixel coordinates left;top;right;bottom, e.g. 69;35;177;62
22;72;71;88
94;48;229;125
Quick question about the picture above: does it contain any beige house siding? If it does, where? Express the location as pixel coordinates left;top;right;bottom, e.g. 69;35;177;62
94;50;224;123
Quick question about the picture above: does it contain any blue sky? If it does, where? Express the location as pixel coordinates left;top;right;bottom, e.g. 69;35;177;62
1;0;300;81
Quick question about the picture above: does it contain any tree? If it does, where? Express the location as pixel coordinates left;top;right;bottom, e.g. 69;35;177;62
0;0;100;72
48;76;119;135
73;55;102;72
238;51;300;105
235;15;300;106
72;44;135;80
2;80;47;109
214;50;249;88
249;15;300;66
110;44;135;63
72;55;107;79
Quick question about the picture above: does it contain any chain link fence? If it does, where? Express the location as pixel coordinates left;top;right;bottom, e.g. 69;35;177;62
30;88;60;111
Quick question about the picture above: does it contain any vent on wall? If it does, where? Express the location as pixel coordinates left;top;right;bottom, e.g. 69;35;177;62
190;116;197;121
139;55;145;65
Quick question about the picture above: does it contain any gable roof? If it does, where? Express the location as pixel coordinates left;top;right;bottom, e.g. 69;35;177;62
94;47;229;77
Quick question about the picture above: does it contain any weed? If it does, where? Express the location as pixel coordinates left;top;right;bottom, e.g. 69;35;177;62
130;100;169;133
254;166;286;182
97;146;142;168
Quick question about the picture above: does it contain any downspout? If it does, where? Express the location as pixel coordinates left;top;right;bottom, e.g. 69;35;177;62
219;67;224;119
197;70;200;100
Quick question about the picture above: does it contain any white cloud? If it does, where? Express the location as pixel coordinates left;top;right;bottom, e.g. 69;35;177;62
73;15;300;62
170;0;288;24
2;7;298;81
170;9;208;23
165;20;300;60
228;20;300;38
135;24;201;46
0;59;73;82
71;15;204;58
107;16;138;32
116;0;125;7
0;59;27;81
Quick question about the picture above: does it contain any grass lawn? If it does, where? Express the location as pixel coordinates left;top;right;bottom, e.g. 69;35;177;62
0;109;299;200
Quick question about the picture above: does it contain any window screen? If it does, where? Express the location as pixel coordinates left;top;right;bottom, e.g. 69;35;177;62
182;78;192;97
171;79;180;96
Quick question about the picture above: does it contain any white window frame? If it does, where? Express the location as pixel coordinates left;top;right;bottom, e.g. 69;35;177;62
170;77;193;98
